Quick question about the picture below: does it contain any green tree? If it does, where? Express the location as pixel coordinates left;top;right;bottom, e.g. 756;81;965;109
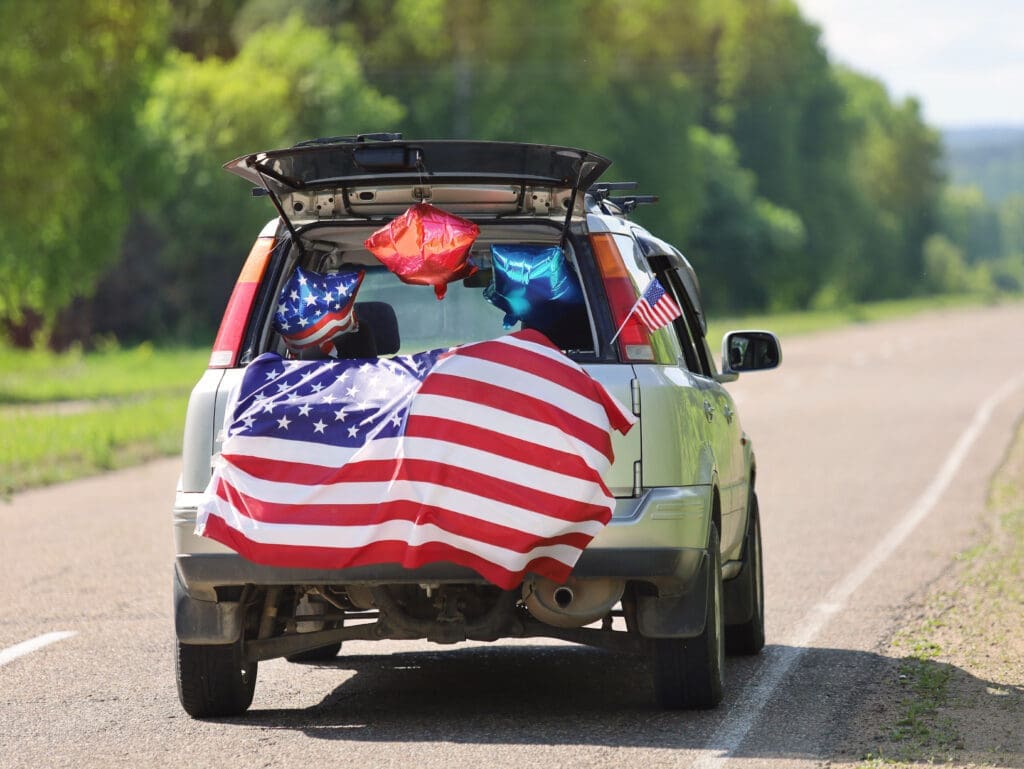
922;234;970;294
684;127;805;313
998;195;1024;260
837;69;945;299
140;14;404;337
328;0;710;248
0;0;167;333
711;0;859;308
938;185;1001;263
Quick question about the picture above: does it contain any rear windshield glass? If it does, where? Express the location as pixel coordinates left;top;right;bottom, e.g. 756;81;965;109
265;244;597;358
358;264;508;351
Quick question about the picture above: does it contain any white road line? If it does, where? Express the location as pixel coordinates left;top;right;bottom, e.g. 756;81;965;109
0;631;77;667
693;371;1024;769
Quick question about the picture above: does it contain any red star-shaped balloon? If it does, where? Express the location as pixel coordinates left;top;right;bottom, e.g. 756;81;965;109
364;203;480;299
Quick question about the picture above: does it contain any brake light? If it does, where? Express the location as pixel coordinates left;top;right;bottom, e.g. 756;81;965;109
589;234;654;361
208;236;275;368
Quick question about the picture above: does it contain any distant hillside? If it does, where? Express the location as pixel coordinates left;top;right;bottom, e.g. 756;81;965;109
942;126;1024;201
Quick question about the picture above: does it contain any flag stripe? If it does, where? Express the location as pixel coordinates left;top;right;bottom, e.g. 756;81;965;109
404;415;604;483
408;395;613;471
201;511;574;587
215;457;611;533
415;375;614;463
202;495;585;571
432;354;615;437
286;313;355;348
486;332;637;432
212;478;600;551
225;421;608;499
219;434;360;468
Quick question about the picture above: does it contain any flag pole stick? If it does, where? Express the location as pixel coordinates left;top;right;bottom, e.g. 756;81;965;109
609;296;643;344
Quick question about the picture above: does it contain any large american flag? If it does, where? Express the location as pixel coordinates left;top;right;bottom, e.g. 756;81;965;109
196;330;636;589
634;278;682;332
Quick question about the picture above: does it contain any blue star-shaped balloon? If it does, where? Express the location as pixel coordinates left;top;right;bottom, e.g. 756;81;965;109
484;245;584;329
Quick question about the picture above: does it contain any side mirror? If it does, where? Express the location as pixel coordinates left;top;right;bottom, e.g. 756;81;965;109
721;330;781;376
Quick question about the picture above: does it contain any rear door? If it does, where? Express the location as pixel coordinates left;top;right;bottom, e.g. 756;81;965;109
659;264;748;554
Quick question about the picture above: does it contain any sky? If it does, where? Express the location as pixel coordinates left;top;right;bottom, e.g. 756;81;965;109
797;0;1024;128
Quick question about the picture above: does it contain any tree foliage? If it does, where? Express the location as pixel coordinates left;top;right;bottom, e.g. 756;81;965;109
0;0;167;329
139;14;404;337
2;0;1015;346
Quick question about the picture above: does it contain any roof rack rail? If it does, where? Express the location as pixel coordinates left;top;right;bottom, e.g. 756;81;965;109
589;181;638;201
607;195;659;214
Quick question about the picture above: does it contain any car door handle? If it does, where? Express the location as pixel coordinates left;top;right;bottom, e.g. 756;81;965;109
703;400;715;422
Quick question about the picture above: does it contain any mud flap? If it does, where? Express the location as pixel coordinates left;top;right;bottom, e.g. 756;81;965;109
636;550;710;639
723;506;757;625
723;558;756;625
174;568;243;645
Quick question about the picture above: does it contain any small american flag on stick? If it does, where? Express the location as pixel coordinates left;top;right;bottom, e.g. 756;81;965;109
610;277;682;342
196;330;636;589
634;278;682;331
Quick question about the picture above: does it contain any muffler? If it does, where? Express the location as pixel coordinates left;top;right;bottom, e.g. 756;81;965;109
522;576;625;628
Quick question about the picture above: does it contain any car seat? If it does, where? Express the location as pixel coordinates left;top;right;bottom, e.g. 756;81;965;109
333;301;400;358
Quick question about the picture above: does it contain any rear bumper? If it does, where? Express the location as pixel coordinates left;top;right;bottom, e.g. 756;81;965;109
176;546;705;599
173;485;712;600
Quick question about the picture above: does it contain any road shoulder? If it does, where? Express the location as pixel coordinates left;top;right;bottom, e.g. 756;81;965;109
834;417;1024;768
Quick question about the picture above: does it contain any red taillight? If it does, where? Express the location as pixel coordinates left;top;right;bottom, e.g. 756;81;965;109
590;234;654;362
208;236;275;369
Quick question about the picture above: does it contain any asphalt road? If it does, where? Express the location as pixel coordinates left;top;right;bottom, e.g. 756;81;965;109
3;303;1024;769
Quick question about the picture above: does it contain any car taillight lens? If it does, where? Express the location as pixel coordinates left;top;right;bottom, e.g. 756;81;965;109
589;234;654;362
208;236;275;369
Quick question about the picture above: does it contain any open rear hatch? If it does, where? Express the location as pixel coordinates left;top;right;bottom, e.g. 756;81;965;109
223;136;612;229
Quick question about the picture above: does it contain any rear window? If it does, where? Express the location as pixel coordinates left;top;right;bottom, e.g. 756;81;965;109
263;240;599;358
357;264;509;351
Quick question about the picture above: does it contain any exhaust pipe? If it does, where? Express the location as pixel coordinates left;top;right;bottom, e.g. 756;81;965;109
553;586;575;609
522;577;624;628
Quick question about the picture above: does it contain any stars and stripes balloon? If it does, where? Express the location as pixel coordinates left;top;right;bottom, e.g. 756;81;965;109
273;267;365;355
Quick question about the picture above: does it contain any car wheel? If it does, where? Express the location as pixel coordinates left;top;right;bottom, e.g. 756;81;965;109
176;639;257;718
726;494;766;655
652;523;725;709
286;641;342;663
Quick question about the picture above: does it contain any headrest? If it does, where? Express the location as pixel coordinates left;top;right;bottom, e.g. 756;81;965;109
352;301;400;355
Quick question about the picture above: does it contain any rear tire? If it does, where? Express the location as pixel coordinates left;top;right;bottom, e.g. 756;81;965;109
726;495;766;655
286;641;342;663
176;640;256;718
652;524;725;709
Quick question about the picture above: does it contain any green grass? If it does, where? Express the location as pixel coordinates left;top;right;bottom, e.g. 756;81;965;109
0;394;189;495
706;293;1011;349
0;342;209;404
0;342;208;495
